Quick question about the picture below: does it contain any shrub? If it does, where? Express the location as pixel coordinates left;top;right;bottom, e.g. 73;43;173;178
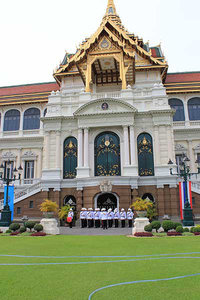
20;232;32;236
162;221;175;232
34;224;43;232
0;231;3;234
19;226;26;233
183;227;189;232
10;231;19;236
39;199;58;213
190;227;195;233
131;197;153;211
5;229;11;233
134;232;153;237
176;226;184;233
153;232;167;237
147;205;158;222
31;232;46;237
151;221;161;232
173;222;182;229
144;224;152;232
58;205;70;220
9;223;20;232
25;221;37;232
167;232;182;236
193;227;200;233
194;232;200;236
182;232;193;236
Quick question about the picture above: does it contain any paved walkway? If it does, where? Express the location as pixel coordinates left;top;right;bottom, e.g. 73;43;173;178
59;227;132;235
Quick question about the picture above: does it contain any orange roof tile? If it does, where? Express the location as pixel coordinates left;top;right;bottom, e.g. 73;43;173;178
0;82;59;96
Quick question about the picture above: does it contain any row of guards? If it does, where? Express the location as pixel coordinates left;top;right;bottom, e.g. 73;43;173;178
67;207;134;230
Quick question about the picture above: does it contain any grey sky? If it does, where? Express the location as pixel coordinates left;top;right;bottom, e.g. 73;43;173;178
1;0;200;87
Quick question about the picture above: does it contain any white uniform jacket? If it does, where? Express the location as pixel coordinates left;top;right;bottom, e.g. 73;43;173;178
80;211;87;219
101;211;108;220
114;212;120;219
107;212;114;220
68;211;74;219
94;211;100;220
87;211;94;220
127;211;134;220
120;212;126;220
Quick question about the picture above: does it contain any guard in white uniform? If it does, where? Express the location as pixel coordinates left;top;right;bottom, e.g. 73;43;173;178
127;208;134;228
68;208;74;228
87;208;93;228
101;208;108;230
80;208;87;228
120;208;126;228
107;208;114;228
94;208;101;228
114;208;120;228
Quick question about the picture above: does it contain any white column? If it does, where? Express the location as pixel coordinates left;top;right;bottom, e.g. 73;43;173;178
167;126;173;162
183;98;189;125
1;111;4;135
37;148;42;178
44;132;50;169
56;131;61;169
84;128;89;167
19;109;23;136
188;141;195;172
154;126;161;165
123;126;130;166
129;125;136;165
78;128;83;167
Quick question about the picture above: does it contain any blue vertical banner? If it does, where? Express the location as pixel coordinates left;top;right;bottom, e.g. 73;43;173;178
4;186;14;221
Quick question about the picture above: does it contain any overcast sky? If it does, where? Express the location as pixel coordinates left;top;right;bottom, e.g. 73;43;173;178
1;0;200;87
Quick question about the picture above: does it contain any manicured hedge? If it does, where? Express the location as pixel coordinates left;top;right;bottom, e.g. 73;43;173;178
167;232;182;236
31;232;46;236
134;232;153;237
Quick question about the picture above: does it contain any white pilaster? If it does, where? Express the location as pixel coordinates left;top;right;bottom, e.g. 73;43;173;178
130;125;136;165
123;126;129;166
56;131;61;169
183;98;189;125
19;109;23;136
188;141;195;172
154;126;161;165
167;126;173;162
84;128;89;167
44;132;50;169
78;128;83;167
0;111;4;136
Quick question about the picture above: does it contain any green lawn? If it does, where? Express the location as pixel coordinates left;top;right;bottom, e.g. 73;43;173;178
0;235;200;300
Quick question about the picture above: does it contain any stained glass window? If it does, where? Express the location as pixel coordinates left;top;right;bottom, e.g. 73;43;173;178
94;132;121;177
137;133;154;176
63;137;77;179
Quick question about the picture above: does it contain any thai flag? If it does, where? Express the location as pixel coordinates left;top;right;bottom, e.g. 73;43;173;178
179;181;192;220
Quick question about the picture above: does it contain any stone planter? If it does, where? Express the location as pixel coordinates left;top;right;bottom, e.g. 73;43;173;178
132;217;150;234
43;212;54;218
40;218;59;235
136;210;147;218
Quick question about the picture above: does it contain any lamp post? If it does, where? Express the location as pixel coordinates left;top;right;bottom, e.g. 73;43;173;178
168;154;200;226
0;160;23;227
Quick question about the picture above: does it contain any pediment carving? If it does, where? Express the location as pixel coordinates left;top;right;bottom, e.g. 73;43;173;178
74;98;137;117
2;151;16;160
22;151;37;160
175;144;187;152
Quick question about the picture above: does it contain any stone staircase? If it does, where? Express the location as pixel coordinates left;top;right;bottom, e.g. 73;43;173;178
0;181;42;210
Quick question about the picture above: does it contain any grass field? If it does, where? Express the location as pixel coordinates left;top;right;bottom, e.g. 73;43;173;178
0;235;200;300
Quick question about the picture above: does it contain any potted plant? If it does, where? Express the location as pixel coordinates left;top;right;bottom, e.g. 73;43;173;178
39;199;58;218
58;205;70;226
131;197;153;218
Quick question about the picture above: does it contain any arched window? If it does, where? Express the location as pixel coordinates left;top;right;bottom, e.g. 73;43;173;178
4;109;20;131
142;193;155;203
94;132;121;176
188;97;200;120
168;98;185;121
23;108;40;130
63;137;77;179
137;133;154;176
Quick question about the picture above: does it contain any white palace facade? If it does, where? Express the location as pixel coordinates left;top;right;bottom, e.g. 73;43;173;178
0;0;200;220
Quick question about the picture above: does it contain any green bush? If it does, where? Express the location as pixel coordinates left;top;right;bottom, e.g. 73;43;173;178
25;221;37;231
19;226;26;233
20;232;32;236
190;227;195;233
182;232;193;236
5;229;12;233
173;222;182;229
151;221;161;232
144;224;153;232
193;227;200;233
176;226;184;233
162;221;175;232
183;227;189;232
34;224;43;232
9;223;20;232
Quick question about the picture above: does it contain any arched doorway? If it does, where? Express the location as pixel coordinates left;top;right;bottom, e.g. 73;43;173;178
95;193;118;210
137;133;154;176
63;137;77;179
94;131;121;176
63;195;77;223
142;193;155;203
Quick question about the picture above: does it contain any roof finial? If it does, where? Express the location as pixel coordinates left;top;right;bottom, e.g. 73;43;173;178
106;0;117;16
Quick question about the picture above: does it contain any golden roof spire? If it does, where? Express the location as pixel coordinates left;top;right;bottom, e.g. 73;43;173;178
103;0;124;29
106;0;117;16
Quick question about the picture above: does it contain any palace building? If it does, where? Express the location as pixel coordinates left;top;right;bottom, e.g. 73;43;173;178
0;0;200;220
